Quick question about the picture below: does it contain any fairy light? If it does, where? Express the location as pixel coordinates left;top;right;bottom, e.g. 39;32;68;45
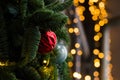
71;49;76;55
69;0;109;79
68;28;74;33
94;59;100;68
98;52;104;59
68;61;73;68
85;75;91;80
93;49;100;55
75;43;80;48
73;72;82;79
77;50;83;56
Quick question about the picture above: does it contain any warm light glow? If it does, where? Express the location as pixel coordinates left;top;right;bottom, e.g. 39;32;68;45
93;49;100;55
68;28;74;33
94;24;100;32
0;62;6;66
75;43;80;48
103;18;108;24
79;0;85;3
97;32;102;38
98;52;104;59
94;35;100;41
73;18;78;23
71;49;76;55
74;0;79;6
43;60;47;64
99;20;105;26
93;0;99;3
74;28;79;33
77;50;83;56
73;72;82;79
106;55;112;61
79;15;85;21
99;2;105;9
85;75;91;80
68;61;73;68
93;71;99;77
94;77;100;80
94;59;100;68
94;9;100;16
92;15;98;21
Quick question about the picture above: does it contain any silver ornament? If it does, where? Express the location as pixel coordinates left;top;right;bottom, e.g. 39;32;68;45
55;43;68;64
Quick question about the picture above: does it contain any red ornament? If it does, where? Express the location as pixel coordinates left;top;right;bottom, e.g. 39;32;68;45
38;30;57;54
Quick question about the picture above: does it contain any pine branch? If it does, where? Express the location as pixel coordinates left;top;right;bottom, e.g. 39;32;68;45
27;9;68;30
20;0;28;20
19;26;40;67
0;70;18;80
0;10;9;60
55;27;70;44
23;66;41;80
47;0;73;12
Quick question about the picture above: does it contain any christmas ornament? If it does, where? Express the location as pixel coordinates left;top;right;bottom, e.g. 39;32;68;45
38;30;57;54
38;66;51;79
55;43;68;63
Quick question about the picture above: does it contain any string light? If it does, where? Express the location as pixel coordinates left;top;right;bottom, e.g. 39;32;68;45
85;75;91;80
73;72;82;79
71;49;76;55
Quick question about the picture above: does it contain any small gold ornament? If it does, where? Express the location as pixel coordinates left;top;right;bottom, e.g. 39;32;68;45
38;66;51;79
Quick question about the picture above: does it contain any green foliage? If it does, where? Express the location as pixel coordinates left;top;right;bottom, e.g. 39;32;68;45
26;9;68;31
23;66;41;80
46;0;73;12
58;62;72;80
19;27;40;67
0;0;73;80
55;27;70;44
0;69;17;80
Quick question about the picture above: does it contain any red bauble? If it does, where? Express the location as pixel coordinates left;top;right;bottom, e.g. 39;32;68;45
38;30;57;54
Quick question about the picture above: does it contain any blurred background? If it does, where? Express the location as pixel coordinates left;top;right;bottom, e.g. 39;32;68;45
66;0;120;80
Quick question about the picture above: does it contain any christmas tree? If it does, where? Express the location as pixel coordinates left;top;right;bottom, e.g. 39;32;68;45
0;0;73;80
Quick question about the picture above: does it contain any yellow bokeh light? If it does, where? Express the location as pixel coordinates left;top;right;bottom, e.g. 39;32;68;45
94;35;100;41
73;72;82;79
94;24;100;32
97;32;102;38
77;50;83;56
75;43;80;48
79;15;85;21
99;20;105;26
93;71;99;77
74;28;79;33
99;2;105;9
68;61;73;68
94;9;100;16
93;0;99;3
85;75;91;80
79;0;85;3
88;1;94;5
106;55;112;61
103;18;108;24
71;49;76;55
98;52;104;59
94;77;100;80
89;6;95;12
93;49;100;55
92;15;98;21
43;60;47;64
68;28;74;33
94;59;100;68
73;18;78;23
74;0;79;6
